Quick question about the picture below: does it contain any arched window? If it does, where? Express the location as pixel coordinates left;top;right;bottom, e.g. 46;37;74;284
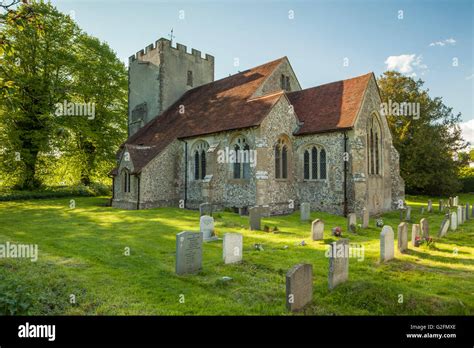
122;169;131;193
368;115;382;175
232;136;251;179
275;137;290;179
302;145;327;180
193;141;209;180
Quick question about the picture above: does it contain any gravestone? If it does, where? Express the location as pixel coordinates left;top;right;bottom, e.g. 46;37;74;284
450;212;457;231
176;231;203;275
439;200;444;212
427;200;433;213
453;196;458;206
397;222;408;253
448;197;453;207
438;216;450;238
405;206;412;221
328;239;349;290
199;202;212;216
286;264;313;312
223;233;243;264
200;215;217;241
362;208;369;228
249;206;261;230
461;205;466;223
457;206;462;225
421;207;425;214
411;224;421;246
300;202;310;221
466;203;470;220
347;213;357;233
420;218;429;238
311;219;324;241
380;226;394;262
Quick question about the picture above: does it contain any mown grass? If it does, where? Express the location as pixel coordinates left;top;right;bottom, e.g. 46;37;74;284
0;194;473;315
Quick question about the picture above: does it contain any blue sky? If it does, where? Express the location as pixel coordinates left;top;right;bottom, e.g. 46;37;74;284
51;0;473;139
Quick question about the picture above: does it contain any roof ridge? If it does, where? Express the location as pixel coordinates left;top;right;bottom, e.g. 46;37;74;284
288;72;373;94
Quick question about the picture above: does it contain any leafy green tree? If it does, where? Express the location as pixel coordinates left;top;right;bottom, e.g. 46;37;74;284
0;1;126;189
378;71;466;195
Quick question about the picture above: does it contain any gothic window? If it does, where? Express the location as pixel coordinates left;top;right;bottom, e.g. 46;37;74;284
232;136;251;179
122;169;131;193
187;70;193;87
368;115;382;175
275;137;290;179
302;145;327;180
280;74;285;90
280;74;291;91
193;141;209;180
286;76;291;91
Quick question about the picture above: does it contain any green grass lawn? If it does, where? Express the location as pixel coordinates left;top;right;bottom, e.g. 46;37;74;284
0;194;473;315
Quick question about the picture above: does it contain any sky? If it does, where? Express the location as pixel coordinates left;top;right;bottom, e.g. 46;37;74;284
50;0;473;142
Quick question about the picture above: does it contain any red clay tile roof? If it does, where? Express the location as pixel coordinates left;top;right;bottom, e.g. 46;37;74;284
288;72;373;135
111;57;286;175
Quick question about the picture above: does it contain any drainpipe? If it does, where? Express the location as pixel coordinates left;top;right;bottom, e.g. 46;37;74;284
136;174;140;210
184;140;188;208
343;132;348;217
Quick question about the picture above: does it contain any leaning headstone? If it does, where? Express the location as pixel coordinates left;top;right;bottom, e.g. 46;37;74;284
405;206;412;221
439;200;444;212
450;212;457;231
199;202;212;216
380;226;394;262
457;206;462;225
311;219;324;241
427;200;433;213
362;208;369;228
466;203;470;220
286;264;313;312
328;239;349;290
397;222;408;253
420;218;429;238
347;213;357;233
438;216;450;238
223;233;243;264
176;231;203;275
411;224;421;246
300;202;310;221
200;215;217;241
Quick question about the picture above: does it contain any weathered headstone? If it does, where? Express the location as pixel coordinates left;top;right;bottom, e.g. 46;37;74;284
223;233;243;264
249;206;261;230
439;200;444;212
450;211;457;231
461;205;466;223
347;213;357;233
466;203;470;220
421;207;425;214
200;215;216;241
328;239;349;290
380;226;394;262
427;200;433;213
199;202;212;216
176;231;203;275
457;206;462;225
448;197;453;207
411;224;421;246
311;219;324;241
405;206;412;221
420;218;429;238
286;264;313;312
362;208;369;228
438;216;450;238
300;202;310;221
397;222;408;253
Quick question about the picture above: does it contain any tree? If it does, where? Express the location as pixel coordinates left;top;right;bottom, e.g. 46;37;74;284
0;1;126;189
378;71;467;195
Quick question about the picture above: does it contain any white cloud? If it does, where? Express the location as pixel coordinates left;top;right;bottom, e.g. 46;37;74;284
466;74;474;80
459;119;474;146
429;38;456;47
384;54;427;75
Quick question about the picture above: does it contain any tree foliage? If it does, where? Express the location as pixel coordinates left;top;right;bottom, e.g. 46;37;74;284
0;1;127;189
378;71;466;196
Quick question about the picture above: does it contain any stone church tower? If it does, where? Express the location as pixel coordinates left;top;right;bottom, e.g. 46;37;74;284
128;38;215;136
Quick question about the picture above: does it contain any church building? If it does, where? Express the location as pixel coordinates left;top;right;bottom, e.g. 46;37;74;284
110;37;405;216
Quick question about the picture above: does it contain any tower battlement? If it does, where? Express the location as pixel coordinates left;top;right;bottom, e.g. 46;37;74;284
129;38;214;65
